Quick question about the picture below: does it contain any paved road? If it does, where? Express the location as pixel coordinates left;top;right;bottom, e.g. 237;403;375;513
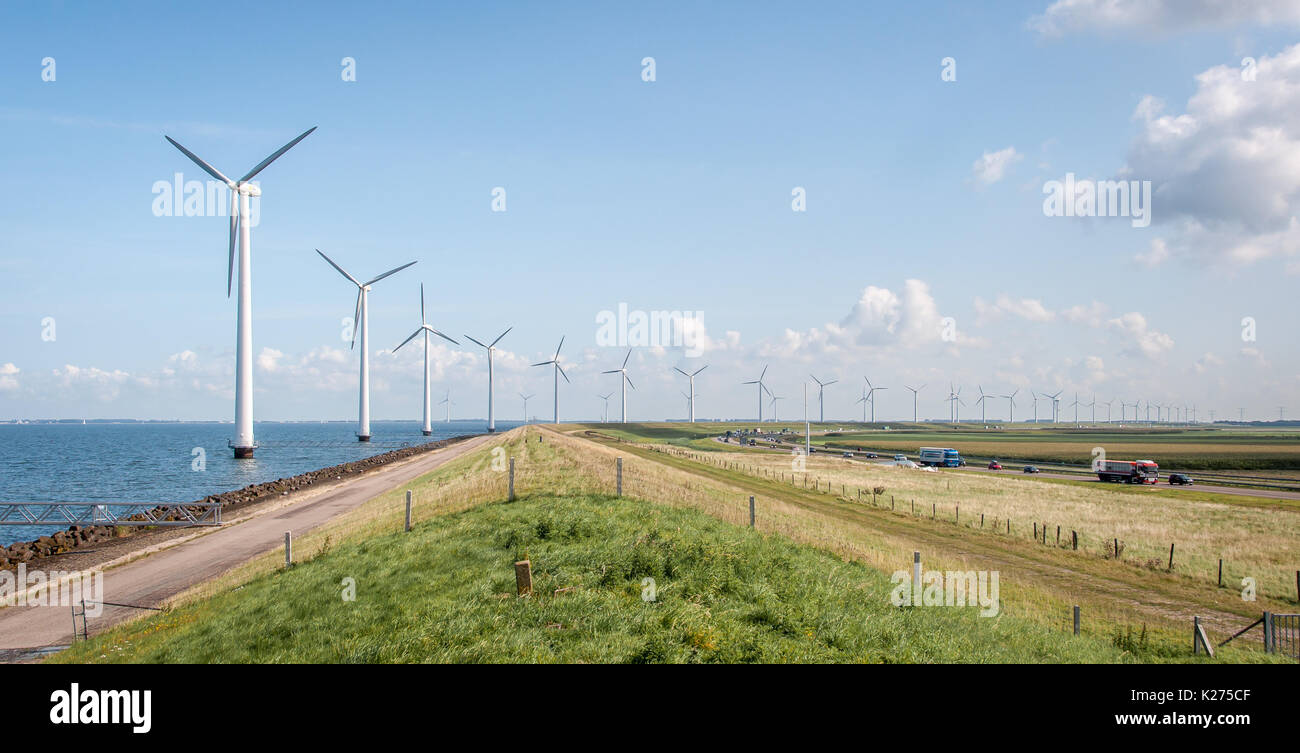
711;435;1300;501
0;433;493;653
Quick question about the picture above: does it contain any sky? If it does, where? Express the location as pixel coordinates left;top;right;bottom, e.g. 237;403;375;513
1;0;1298;424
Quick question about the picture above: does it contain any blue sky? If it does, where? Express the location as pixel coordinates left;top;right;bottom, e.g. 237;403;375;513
2;1;1298;422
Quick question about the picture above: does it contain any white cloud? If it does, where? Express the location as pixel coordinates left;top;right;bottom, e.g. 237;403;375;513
971;147;1022;185
1107;312;1174;359
1126;45;1300;267
1062;301;1110;327
0;363;18;392
1029;0;1300;38
1136;237;1170;267
974;295;1055;324
256;347;284;373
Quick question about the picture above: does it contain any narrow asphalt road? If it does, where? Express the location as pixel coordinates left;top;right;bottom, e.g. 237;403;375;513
0;433;493;653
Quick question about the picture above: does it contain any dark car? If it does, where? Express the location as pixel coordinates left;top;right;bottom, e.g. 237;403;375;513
1023;465;1040;474
1168;473;1193;486
987;460;1002;470
865;452;878;459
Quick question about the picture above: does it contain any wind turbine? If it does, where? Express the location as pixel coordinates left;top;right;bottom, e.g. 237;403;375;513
810;374;837;423
317;250;417;442
1001;389;1019;423
1031;391;1041;423
905;384;925;423
531;337;569;424
439;390;453;423
1103;398;1114;422
864;377;888;423
680;391;693;419
855;385;870;423
769;392;784;422
464;327;513;433
601;350;635;423
673;365;708;422
1087;394;1097;424
743;366;772;422
598;392;614;423
1069;392;1080;426
974;385;990;424
947;383;963;423
519;392;533;423
1044;390;1063;423
166;127;315;457
393;284;458;436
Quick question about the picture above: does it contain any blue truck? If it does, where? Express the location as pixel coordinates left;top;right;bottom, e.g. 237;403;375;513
918;447;964;467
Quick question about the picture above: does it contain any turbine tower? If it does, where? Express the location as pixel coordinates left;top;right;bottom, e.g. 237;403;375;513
464;327;513;433
601;350;635;423
743;366;772;422
673;365;708;422
905;384;925;423
394;283;458;436
974;385;990;424
810;374;837;423
165;127;315;457
531;337;569;424
317;250;417;442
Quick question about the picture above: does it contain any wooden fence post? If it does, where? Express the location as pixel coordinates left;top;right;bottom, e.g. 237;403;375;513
514;560;532;596
749;495;755;529
1168;542;1175;570
1072;530;1078;550
508;457;515;501
616;457;623;496
1073;605;1080;636
405;490;412;532
1218;558;1223;587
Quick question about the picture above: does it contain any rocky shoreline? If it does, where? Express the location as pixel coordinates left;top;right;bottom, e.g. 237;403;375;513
1;435;474;570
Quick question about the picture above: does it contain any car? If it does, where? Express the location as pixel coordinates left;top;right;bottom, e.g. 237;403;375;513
1168;473;1193;486
987;461;1002;470
865;452;878;459
1023;465;1040;474
893;454;907;461
842;451;854;458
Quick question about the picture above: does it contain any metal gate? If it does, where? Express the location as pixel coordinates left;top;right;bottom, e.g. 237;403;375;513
1265;612;1299;660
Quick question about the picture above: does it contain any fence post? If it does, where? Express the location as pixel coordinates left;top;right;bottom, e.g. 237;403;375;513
616;457;623;497
1073;605;1080;636
1217;559;1223;587
1263;612;1273;653
508;457;516;501
1056;526;1060;545
284;531;292;568
1168;543;1175;570
749;495;755;529
1072;530;1078;550
913;551;922;602
514;560;532;597
404;490;412;532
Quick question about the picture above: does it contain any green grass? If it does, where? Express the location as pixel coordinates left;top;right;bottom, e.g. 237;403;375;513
51;493;1179;664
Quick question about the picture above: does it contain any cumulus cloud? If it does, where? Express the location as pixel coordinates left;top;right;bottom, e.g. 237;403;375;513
1126;45;1300;267
1029;0;1300;38
1107;312;1174;358
971;147;1022;185
0;363;18;392
256;347;284;373
1062;301;1110;327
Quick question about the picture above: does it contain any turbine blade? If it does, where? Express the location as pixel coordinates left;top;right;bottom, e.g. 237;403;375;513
351;290;362;350
394;328;422;352
557;364;570;383
424;325;457;345
464;335;488;348
489;327;513;348
625;375;636;390
227;196;239;297
601;369;620;374
364;260;417;287
164;136;234;187
759;364;768;381
420;283;425;324
554;336;564;360
692;365;709;376
622;349;631;368
531;360;554;368
674;367;689;377
238;126;317;183
316;249;361;286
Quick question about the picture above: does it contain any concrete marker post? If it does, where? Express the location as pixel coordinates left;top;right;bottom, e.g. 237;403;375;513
284;531;292;568
1073;605;1080;636
508;457;515;501
616;457;623;497
405;490;412;532
749;495;755;529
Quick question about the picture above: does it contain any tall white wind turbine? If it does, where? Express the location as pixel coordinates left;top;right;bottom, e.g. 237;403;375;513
393;283;458;436
166;127;315;457
531;337;570;424
598;392;614;423
440;390;453;423
864;377;887;423
769;392;784;422
673;365;708;422
743;366;772;422
1045;390;1063;423
519;392;533;423
810;374;837;423
601;350;635;423
905;384;925;423
1001;388;1019;423
464;327;512;433
317;250;417;442
975;385;990;424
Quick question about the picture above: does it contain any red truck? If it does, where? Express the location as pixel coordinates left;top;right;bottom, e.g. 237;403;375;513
1096;459;1159;484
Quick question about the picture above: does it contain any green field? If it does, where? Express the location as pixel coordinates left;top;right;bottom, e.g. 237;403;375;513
583;422;1300;471
54;493;1181;663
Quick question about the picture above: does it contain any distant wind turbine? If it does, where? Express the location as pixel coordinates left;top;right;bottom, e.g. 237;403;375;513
393;283;458;436
317;249;418;442
439;390;453;423
743;366;772;422
601;350;635;423
974;385;990;424
464;327;513;433
1001;388;1019;423
673;365;708;422
810;374;837;423
864;377;887;423
166;126;316;457
769;392;784;422
598;392;614;423
531;337;569;424
519;392;533;423
905;384;925;423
